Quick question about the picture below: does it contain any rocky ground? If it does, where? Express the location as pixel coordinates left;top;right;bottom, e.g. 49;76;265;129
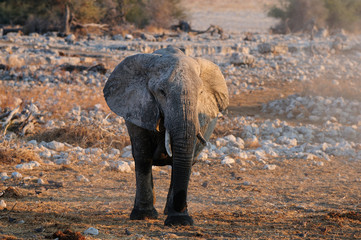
0;26;361;239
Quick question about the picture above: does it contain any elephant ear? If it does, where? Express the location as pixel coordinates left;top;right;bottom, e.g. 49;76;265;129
103;54;159;131
196;58;229;118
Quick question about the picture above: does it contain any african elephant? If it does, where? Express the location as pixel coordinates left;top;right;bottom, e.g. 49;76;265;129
103;46;229;226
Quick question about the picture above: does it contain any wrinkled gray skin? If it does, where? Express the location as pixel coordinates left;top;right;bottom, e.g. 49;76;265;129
103;46;229;226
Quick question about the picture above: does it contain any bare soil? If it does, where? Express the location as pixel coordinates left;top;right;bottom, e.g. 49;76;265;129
1;80;360;239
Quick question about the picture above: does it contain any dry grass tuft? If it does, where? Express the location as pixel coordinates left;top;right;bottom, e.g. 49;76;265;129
0;85;107;120
0;235;19;240
29;123;129;150
1;187;25;198
0;142;40;165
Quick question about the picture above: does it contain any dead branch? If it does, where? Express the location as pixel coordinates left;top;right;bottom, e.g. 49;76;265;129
1;101;43;136
72;21;109;31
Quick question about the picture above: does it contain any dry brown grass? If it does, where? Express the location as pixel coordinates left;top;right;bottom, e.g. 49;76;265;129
0;141;40;165
0;84;108;119
28;123;129;151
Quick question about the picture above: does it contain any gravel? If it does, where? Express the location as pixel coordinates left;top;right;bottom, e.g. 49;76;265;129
1;30;360;178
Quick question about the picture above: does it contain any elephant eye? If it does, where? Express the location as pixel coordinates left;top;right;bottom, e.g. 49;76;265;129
159;89;166;97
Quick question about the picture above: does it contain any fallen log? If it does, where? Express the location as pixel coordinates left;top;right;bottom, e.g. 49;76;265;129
1;100;43;136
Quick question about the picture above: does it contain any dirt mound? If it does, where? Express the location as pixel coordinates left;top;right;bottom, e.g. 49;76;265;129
52;229;86;240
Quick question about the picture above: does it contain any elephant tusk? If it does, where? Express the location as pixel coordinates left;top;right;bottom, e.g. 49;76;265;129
197;132;207;146
165;130;172;157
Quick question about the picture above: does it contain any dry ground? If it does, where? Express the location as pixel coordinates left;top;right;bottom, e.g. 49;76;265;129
1;79;360;239
181;0;278;32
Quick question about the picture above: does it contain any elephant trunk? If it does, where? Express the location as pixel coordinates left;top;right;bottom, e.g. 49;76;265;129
169;122;196;213
165;101;198;214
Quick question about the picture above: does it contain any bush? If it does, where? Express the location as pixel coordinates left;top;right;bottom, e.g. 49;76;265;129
0;0;187;33
268;0;361;33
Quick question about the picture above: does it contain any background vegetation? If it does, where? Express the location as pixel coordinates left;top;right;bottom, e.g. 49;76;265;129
268;0;361;33
0;0;186;33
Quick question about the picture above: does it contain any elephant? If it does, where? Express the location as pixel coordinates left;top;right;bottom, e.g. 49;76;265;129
103;46;229;226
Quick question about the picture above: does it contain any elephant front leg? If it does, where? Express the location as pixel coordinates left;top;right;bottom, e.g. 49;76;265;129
126;122;158;220
164;152;194;226
130;165;158;220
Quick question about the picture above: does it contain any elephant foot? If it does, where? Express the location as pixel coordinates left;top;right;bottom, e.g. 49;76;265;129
130;208;158;220
164;215;194;226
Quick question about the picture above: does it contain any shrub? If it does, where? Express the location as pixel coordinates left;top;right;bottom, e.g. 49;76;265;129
0;0;187;33
268;0;361;33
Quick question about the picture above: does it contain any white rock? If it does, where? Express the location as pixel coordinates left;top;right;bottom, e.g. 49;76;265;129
84;227;99;235
230;53;255;66
221;156;235;165
65;34;76;42
243;181;251;186
37;178;45;184
244;136;260;148
197;152;208;161
85;148;102;155
7;54;25;68
15;161;40;169
110;148;120;155
234;150;248;159
125;34;133;40
55;158;71;165
215;138;227;147
46;141;65;151
255;150;267;160
0;200;6;209
77;175;90;182
113;161;132;173
1;175;10;181
263;164;277;170
27;139;38;146
11;172;23;178
100;161;110;166
313;161;324;166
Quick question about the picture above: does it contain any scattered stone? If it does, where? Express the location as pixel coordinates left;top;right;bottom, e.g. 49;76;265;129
1;172;10;181
46;141;65;151
39;149;52;158
84;227;99;235
37;178;45;184
112;161;132;173
263;164;277;170
230;53;255;66
124;34;133;40
15;161;41;170
243;181;251;186
55;158;71;165
0;200;6;209
244;136;260;148
65;34;76;43
11;172;23;179
77;175;90;182
221;156;235;165
140;33;156;41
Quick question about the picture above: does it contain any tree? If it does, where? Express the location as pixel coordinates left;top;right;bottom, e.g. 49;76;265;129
268;0;361;33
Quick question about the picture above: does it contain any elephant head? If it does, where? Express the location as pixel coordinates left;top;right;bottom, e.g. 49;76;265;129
103;46;228;225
